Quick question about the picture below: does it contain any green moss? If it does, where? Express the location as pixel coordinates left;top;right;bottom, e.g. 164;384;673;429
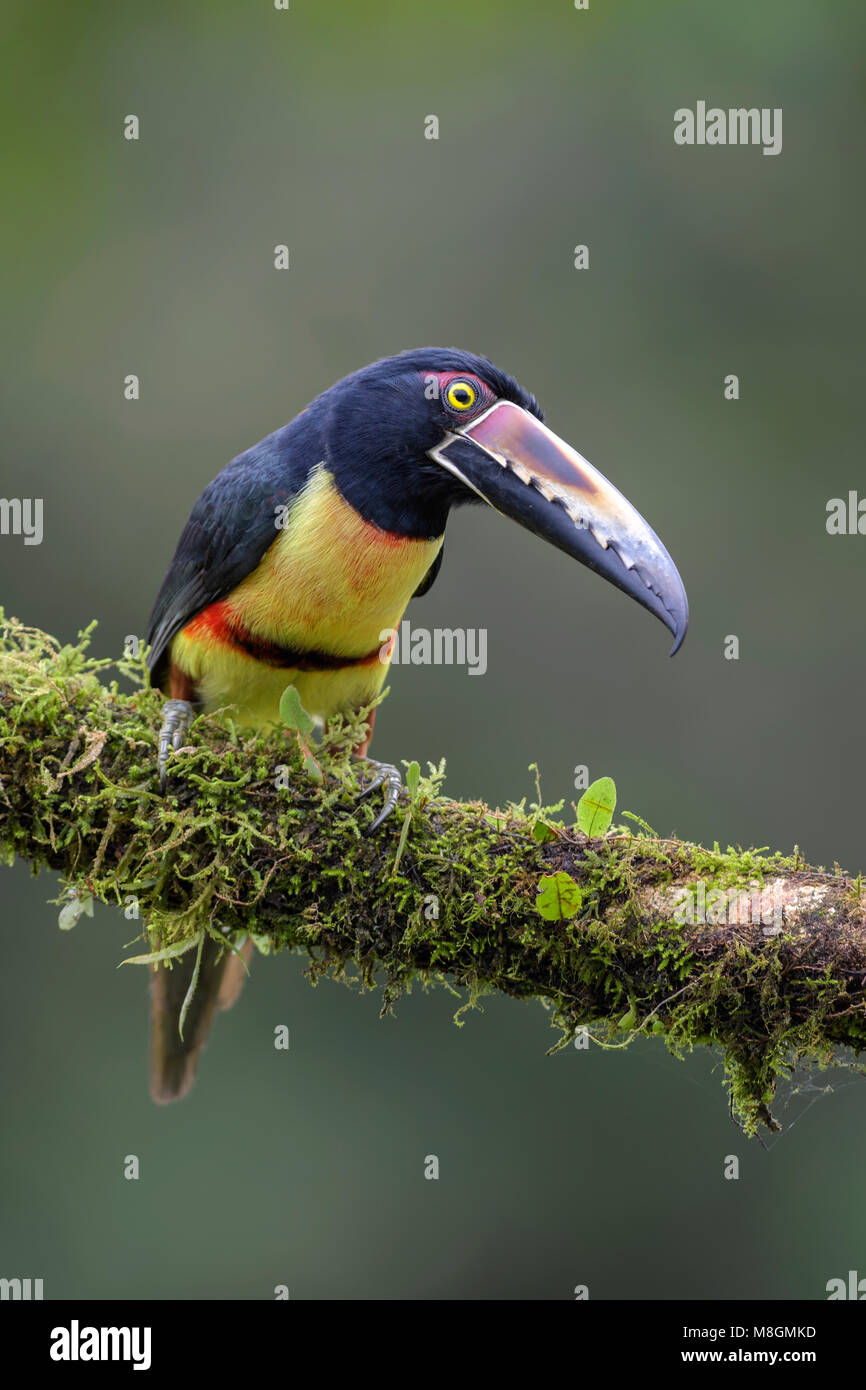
1;611;864;1137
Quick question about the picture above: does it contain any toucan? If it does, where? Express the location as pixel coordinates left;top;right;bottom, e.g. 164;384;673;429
145;347;688;1101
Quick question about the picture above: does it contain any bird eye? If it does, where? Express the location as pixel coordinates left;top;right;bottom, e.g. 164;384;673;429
444;379;477;412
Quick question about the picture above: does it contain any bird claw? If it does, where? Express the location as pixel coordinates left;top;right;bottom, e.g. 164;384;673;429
158;699;194;794
356;758;402;832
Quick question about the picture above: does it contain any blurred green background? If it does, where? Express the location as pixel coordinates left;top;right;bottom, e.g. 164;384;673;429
2;0;865;1299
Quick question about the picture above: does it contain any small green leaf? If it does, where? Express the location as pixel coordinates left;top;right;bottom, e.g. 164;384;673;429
621;810;656;837
178;932;205;1040
536;871;584;921
577;776;617;837
118;936;200;967
279;685;315;737
406;760;421;801
279;686;322;781
531;819;558;844
618;1007;637;1031
58;889;93;931
58;900;81;931
391;809;413;875
220;931;252;969
301;748;324;783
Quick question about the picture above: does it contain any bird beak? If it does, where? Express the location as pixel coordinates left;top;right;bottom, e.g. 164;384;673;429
428;400;688;653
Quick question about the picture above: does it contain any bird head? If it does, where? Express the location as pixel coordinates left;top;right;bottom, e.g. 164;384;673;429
322;347;688;653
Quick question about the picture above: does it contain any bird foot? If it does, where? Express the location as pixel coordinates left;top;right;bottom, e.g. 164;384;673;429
158;699;194;794
355;757;402;832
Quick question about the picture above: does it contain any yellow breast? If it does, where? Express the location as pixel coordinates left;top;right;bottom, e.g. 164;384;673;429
233;463;441;654
170;464;443;725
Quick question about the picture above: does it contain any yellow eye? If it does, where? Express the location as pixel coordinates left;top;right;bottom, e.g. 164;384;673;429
445;379;477;411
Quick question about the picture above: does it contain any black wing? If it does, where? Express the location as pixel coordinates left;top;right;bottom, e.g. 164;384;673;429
412;542;445;598
146;424;314;687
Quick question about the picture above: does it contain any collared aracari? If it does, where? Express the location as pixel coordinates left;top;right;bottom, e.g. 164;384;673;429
145;347;688;1101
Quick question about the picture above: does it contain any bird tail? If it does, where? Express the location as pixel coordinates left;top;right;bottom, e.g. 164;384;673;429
149;935;253;1103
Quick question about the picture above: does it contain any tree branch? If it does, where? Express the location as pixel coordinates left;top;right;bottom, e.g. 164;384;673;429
1;612;864;1133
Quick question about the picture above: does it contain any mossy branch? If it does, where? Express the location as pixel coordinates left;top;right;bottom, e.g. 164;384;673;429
2;613;865;1134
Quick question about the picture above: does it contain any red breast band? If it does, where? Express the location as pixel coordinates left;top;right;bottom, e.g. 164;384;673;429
185;601;382;672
